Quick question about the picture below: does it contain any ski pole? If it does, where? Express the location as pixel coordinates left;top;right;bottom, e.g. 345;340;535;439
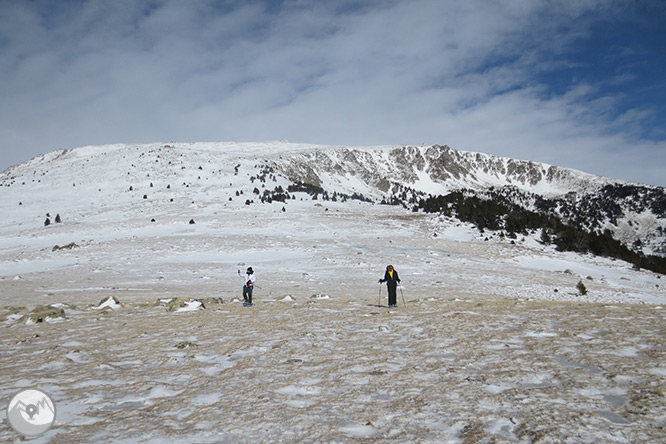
400;286;406;307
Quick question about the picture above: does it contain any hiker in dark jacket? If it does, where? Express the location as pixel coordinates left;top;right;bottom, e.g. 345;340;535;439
379;264;400;307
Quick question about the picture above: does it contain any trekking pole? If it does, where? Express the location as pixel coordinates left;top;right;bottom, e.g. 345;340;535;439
378;284;382;307
400;286;406;307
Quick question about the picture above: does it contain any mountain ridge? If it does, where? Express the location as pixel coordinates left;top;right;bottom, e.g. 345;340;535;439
1;142;664;259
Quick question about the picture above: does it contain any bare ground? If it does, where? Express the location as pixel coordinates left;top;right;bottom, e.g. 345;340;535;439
1;294;665;443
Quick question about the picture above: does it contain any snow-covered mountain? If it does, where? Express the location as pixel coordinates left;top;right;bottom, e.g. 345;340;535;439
272;144;664;258
2;141;663;258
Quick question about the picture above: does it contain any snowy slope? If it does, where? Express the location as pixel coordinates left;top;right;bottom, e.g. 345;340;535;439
0;140;663;295
266;144;665;256
0;141;664;290
2;141;663;256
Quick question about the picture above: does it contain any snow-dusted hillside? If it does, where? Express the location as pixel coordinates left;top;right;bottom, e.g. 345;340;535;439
1;142;665;442
2;141;664;256
0;141;664;301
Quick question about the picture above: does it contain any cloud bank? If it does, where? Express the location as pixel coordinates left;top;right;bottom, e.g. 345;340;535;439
1;0;664;186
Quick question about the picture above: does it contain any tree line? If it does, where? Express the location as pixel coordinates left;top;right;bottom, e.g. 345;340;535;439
417;191;666;275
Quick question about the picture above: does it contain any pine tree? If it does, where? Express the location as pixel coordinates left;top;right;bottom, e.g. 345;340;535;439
576;280;588;296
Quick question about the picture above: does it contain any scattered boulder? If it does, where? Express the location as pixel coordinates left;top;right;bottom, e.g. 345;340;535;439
0;306;26;323
157;297;206;312
201;297;224;307
94;296;122;311
52;242;78;251
21;305;66;324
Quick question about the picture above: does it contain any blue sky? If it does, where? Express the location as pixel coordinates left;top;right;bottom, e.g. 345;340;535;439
1;0;665;186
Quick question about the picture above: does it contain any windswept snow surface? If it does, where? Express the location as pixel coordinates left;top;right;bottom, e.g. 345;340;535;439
1;299;665;443
1;142;665;442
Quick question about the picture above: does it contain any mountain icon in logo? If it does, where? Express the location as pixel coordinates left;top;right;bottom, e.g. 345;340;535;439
7;389;56;437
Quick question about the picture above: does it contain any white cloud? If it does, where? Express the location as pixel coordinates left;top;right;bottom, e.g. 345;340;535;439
0;0;663;186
